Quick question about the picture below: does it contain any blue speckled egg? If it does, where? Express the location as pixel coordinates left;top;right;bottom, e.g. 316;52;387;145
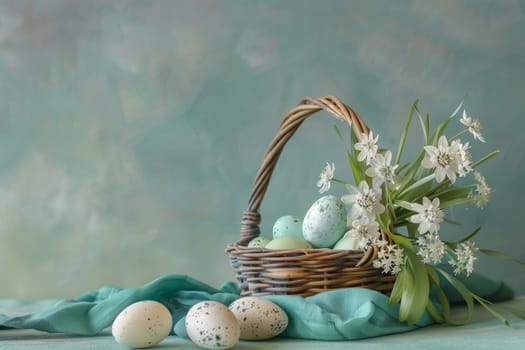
302;195;347;248
272;215;303;239
247;236;271;248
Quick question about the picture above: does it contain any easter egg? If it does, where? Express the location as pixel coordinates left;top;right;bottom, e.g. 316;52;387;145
333;233;360;250
302;195;347;248
112;300;172;349
248;236;271;248
229;297;288;340
185;301;240;349
265;236;312;249
272;215;303;239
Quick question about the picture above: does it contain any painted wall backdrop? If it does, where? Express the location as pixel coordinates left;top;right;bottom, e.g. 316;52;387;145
0;0;524;298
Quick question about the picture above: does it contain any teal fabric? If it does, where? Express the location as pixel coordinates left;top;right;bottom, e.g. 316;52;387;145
0;271;514;341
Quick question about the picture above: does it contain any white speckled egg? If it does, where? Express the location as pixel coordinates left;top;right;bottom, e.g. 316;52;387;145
265;236;312;249
248;236;271;248
229;297;288;340
302;195;347;248
333;233;360;250
185;301;240;349
272;215;303;239
112;300;172;349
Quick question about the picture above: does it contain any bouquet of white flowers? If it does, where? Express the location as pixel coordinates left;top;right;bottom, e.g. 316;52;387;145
317;99;523;325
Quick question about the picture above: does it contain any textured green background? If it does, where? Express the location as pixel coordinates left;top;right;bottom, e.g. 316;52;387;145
0;0;523;297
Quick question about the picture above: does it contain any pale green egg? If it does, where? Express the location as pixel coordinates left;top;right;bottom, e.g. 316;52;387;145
272;215;303;239
265;236;313;249
302;195;347;248
247;236;271;248
333;234;360;250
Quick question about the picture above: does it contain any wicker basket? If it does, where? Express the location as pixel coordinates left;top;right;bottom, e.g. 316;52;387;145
225;96;396;297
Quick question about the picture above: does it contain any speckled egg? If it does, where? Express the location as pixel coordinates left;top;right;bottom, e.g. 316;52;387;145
112;300;172;349
272;215;303;239
265;236;312;249
185;301;240;349
302;195;347;248
333;233;360;250
248;236;271;248
228;297;288;340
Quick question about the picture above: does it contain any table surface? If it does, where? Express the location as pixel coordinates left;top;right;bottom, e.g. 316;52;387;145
0;297;524;350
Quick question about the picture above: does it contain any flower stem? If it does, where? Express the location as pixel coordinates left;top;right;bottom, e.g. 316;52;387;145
331;178;348;185
450;129;469;141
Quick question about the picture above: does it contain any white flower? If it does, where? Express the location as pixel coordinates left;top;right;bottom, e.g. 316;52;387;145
317;162;335;194
460;110;486;143
400;196;444;234
341;180;385;219
345;217;380;249
373;240;404;275
354;131;379;165
422;135;460;183
468;171;492;208
452;139;473;177
449;241;478;276
416;233;446;264
365;150;398;186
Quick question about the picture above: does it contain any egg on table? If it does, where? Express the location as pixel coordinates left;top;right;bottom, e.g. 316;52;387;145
302;195;347;248
185;301;240;349
112;300;173;349
229;297;288;340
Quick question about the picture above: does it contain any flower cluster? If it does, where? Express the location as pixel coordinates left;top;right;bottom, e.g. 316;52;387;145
317;107;491;277
315;100;504;325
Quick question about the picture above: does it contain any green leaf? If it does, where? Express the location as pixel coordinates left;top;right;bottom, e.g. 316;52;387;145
436;268;474;325
391;234;416;252
333;124;348;149
471;150;501;169
397;161;411;173
415;107;429;144
406;223;418;238
395;99;419;165
426;265;470;326
426;299;445;324
480;249;525;266
402;181;433;203
472;295;510;326
398;174;435;198
448;97;466;120
439;197;473;209
398;249;429;324
396;151;425;190
429;185;472;201
334;125;363;184
428;97;465;146
431;186;471;208
497;305;525;320
456;227;481;244
389;267;407;305
425;113;430;141
443;217;462;226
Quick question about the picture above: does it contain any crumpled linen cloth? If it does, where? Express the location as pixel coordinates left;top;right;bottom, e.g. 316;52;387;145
0;269;514;340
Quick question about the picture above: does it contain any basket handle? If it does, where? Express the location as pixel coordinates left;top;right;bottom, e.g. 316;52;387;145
239;96;370;245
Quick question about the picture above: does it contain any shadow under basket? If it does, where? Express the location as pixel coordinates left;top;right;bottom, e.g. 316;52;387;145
225;96;396;297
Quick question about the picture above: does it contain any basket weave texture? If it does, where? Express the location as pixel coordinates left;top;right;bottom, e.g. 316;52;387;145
225;96;396;297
